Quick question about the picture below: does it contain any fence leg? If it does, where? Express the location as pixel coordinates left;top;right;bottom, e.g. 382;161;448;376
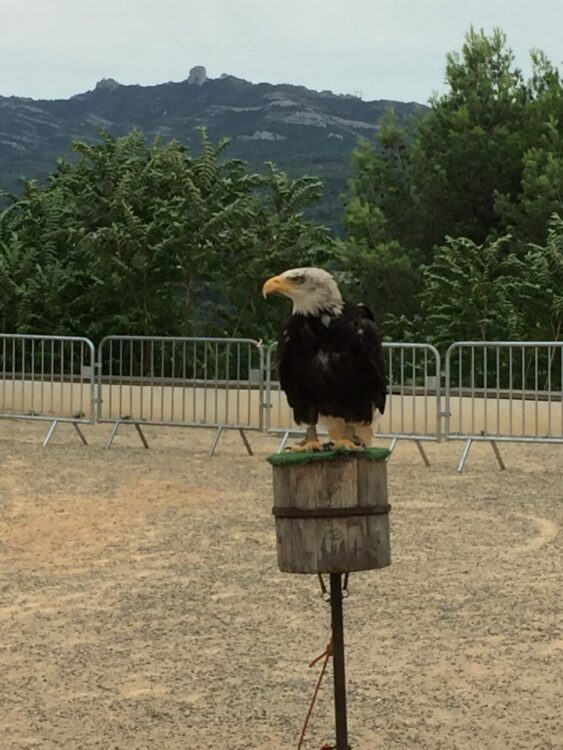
105;420;121;450
43;419;60;448
73;423;89;446
490;440;506;471
385;437;398;462
208;426;224;457
238;429;253;456
44;420;89;448
134;423;149;450
456;438;473;474
415;439;431;467
278;430;290;453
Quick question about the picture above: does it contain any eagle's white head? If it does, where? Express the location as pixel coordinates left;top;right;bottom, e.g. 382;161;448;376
262;267;344;316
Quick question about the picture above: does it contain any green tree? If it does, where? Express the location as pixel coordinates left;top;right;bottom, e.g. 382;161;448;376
341;109;422;327
344;108;419;250
338;240;422;329
420;217;563;348
420;235;520;348
196;163;335;339
0;129;336;341
410;27;528;249
494;51;563;248
0;180;92;333
342;28;563;342
503;215;563;341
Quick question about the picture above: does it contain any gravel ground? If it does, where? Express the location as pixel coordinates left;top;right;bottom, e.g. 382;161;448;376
0;421;561;750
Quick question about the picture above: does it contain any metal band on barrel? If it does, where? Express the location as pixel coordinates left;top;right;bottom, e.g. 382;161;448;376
272;504;391;519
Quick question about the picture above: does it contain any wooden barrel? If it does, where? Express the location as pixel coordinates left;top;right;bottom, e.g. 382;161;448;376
268;449;391;574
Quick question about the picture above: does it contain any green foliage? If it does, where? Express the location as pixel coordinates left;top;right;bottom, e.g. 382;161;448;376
495;121;563;247
410;28;529;249
420;235;518;348
341;108;424;329
420;216;563;348
342;28;563;344
0;129;336;341
344;109;419;251
503;215;563;340
337;239;421;330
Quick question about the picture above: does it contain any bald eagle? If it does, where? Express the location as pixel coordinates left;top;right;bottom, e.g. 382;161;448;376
263;267;386;451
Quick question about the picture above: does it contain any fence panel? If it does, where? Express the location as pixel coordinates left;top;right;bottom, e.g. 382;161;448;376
265;341;442;442
0;333;96;445
97;336;265;431
0;334;96;424
445;342;563;443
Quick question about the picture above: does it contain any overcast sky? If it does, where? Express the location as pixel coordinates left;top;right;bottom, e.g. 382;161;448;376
1;0;562;103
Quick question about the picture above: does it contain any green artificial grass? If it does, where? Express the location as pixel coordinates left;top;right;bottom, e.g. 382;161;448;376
267;446;390;466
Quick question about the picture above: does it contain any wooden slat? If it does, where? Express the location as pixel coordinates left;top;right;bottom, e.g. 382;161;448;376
358;459;391;569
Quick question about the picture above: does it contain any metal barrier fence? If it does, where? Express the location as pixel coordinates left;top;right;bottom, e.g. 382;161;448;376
2;332;561;469
0;334;96;446
265;341;442;465
445;341;563;472
96;336;265;453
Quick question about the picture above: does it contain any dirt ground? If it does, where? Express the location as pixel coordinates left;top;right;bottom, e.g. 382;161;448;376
0;421;561;750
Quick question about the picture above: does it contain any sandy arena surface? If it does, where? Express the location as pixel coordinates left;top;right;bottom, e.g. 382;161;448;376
0;421;561;750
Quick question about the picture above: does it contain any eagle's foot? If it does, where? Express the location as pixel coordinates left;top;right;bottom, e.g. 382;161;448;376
287;425;322;452
332;438;364;451
289;440;324;452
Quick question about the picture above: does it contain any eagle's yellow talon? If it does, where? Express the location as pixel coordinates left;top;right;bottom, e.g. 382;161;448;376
333;438;363;451
290;440;324;452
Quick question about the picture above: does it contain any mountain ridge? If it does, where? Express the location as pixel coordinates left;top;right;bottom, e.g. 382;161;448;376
0;67;425;229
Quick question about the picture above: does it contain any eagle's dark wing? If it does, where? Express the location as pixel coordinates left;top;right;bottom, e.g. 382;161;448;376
277;316;319;425
338;304;386;416
276;304;386;425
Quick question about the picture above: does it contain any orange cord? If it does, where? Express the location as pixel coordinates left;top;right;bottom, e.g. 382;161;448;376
297;641;334;750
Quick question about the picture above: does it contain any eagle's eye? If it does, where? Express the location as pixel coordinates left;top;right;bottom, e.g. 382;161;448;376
293;275;306;285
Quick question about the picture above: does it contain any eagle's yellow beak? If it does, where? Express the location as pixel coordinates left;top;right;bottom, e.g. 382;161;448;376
262;274;295;299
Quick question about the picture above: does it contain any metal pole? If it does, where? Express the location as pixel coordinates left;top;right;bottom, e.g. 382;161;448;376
330;573;350;750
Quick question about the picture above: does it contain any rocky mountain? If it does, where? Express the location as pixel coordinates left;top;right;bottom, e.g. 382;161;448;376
0;66;424;230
